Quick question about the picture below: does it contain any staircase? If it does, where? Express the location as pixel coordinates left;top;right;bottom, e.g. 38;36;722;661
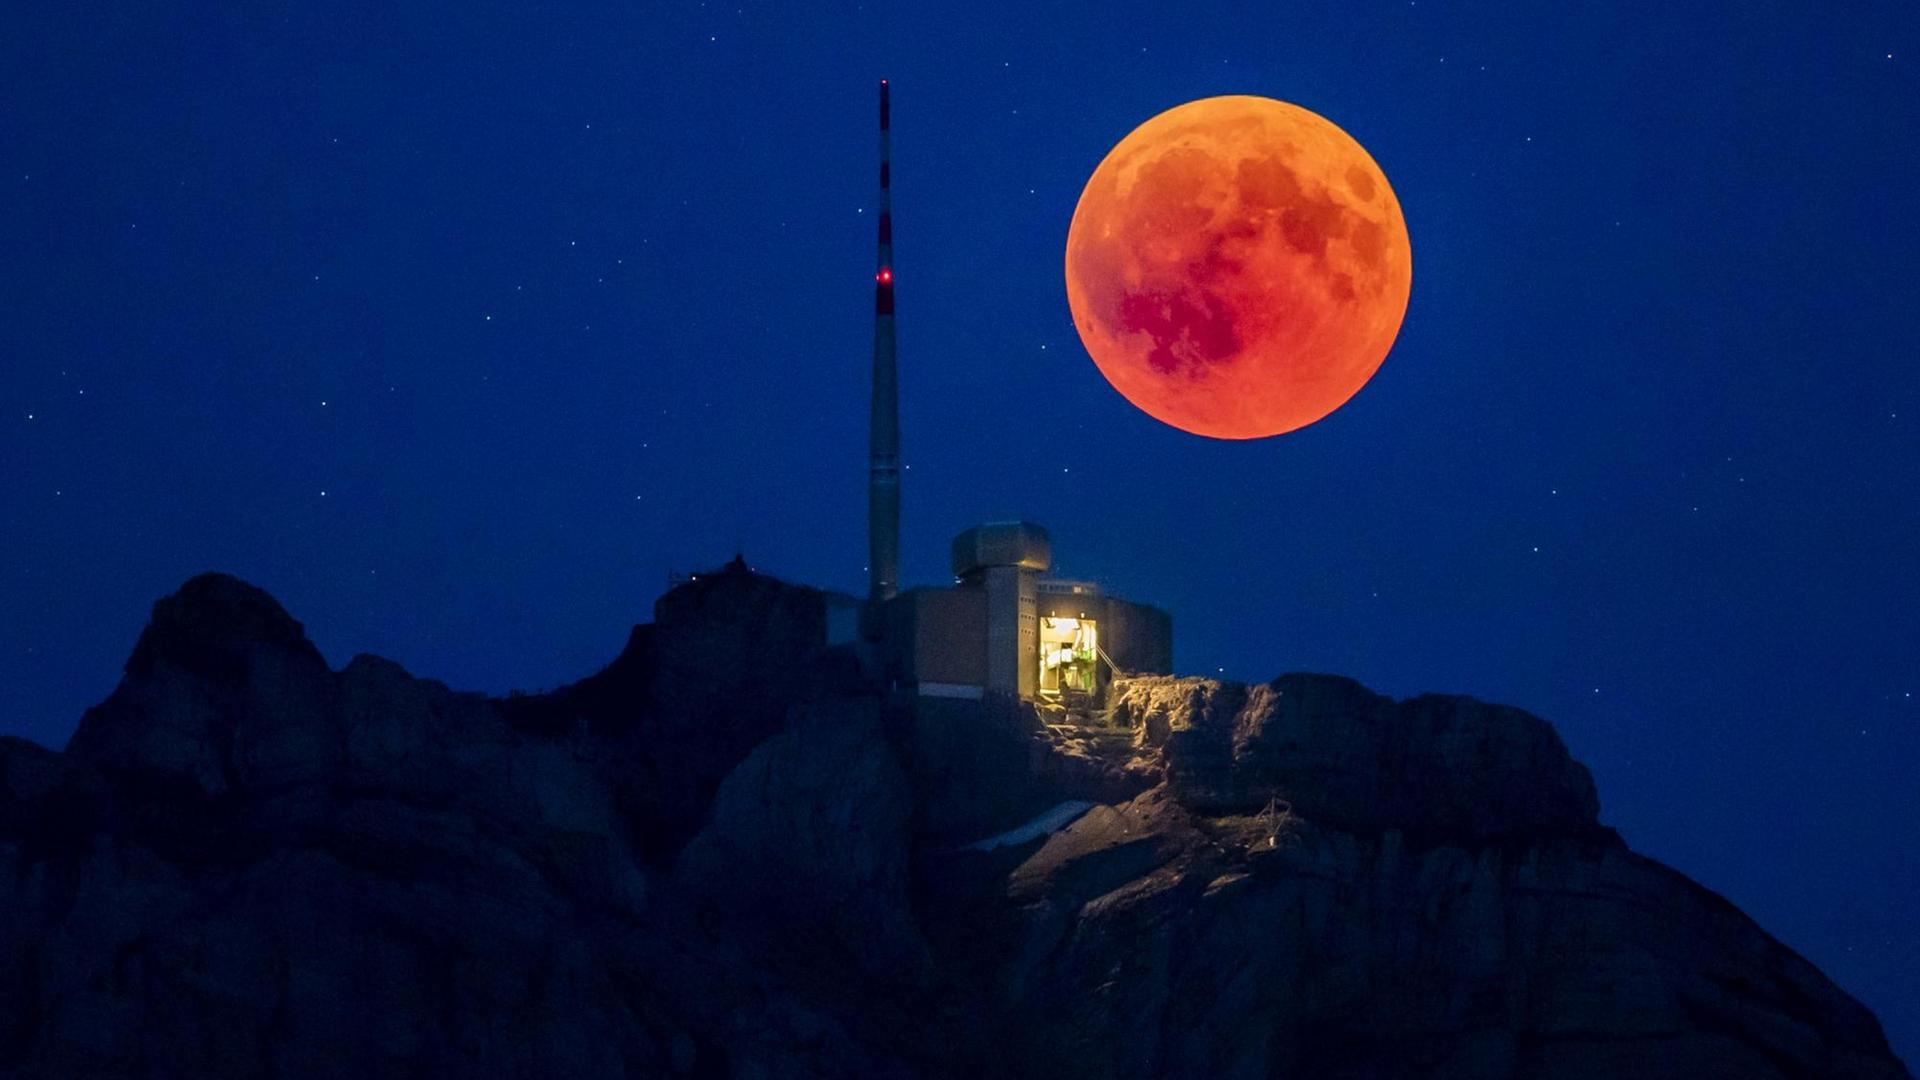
1036;692;1134;764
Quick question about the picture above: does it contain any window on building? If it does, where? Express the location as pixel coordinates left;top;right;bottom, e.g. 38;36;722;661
1038;616;1098;694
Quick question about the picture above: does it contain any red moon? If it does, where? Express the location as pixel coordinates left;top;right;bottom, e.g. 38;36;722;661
1065;96;1411;439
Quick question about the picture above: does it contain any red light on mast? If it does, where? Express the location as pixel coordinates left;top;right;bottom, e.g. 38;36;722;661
876;267;893;284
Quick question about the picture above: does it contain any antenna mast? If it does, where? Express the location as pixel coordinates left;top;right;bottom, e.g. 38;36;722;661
868;79;901;605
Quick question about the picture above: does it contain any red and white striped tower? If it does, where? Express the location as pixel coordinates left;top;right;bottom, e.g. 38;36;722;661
868;79;901;605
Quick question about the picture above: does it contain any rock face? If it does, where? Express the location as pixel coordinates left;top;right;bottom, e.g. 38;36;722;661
1111;674;1602;841
0;570;1908;1079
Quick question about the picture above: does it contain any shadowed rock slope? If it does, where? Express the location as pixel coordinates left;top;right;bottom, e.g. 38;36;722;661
0;569;1907;1079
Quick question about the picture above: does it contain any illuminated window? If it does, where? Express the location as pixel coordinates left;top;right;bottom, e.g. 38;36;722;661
1038;616;1098;694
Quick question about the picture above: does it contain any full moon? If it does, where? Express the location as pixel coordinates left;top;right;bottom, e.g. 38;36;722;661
1065;95;1411;439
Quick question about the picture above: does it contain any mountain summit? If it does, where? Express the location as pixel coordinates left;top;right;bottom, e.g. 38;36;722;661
0;569;1906;1078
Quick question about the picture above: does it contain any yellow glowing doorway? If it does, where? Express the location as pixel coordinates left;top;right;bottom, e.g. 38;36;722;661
1038;616;1098;695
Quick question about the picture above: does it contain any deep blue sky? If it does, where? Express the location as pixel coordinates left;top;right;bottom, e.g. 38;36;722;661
3;0;1915;1063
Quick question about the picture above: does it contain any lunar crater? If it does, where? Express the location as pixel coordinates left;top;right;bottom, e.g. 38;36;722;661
1118;287;1242;377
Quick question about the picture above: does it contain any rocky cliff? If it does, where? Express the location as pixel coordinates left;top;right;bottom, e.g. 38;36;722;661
0;569;1907;1079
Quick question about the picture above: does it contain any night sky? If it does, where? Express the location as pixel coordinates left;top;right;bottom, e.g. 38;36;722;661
3;1;1916;1063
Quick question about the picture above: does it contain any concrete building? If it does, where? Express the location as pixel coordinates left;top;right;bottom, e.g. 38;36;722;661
879;521;1171;704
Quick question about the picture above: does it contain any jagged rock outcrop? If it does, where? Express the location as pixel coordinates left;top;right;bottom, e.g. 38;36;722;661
500;554;858;860
972;765;1898;1079
64;573;340;795
0;571;1907;1079
1110;674;1602;841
